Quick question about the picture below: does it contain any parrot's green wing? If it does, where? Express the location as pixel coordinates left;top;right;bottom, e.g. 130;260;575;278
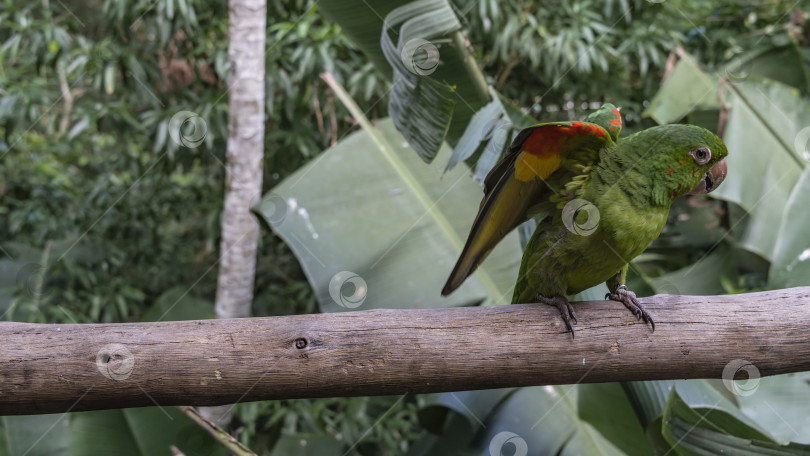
442;114;619;296
584;103;622;142
482;104;622;196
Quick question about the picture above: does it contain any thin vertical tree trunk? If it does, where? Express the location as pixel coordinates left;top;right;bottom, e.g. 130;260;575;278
217;0;266;320
202;0;266;426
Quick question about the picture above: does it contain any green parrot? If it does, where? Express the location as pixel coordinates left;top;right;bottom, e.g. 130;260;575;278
441;103;728;335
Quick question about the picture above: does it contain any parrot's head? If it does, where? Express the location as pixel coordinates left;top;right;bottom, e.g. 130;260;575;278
628;124;728;206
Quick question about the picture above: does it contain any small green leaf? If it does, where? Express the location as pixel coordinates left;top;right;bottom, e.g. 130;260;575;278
67;116;90;140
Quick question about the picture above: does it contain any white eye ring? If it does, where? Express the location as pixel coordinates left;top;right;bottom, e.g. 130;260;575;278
690;147;711;165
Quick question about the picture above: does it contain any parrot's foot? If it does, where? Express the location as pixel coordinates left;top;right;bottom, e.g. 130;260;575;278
536;294;578;336
606;285;655;331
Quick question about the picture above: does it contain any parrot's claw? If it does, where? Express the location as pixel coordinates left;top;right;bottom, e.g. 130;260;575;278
607;285;655;331
535;294;578;337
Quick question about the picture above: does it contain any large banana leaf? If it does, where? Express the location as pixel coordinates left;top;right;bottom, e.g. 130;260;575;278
410;386;639;456
718;80;808;261
660;389;810;454
769;166;810;289
320;0;534;179
68;408;223;456
319;0;489;162
640;50;810;452
645;57;810;265
644;55;719;125
736;371;810;444
723;34;810;95
0;408;221;456
255;118;522;310
0;414;69;456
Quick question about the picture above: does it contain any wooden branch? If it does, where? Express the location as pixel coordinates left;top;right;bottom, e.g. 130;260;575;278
3;288;810;415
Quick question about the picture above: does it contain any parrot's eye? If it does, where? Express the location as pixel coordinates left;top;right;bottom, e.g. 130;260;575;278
690;147;711;165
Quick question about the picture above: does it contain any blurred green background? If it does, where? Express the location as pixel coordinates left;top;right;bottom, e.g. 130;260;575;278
2;0;810;454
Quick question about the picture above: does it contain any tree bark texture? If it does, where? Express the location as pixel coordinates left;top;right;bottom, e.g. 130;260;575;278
2;288;809;415
215;0;266;320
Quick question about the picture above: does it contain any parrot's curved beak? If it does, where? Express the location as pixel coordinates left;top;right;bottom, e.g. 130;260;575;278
689;158;727;195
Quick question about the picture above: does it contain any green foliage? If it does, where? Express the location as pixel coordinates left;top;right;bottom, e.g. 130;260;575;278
236;396;422;455
1;0;402;453
469;0;675;111
0;0;383;323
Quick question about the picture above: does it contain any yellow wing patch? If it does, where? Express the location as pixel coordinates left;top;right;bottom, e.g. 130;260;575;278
515;151;563;182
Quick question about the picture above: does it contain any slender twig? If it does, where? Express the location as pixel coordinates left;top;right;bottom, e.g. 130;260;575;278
176;406;256;456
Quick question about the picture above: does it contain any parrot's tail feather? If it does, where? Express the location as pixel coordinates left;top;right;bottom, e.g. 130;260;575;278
442;166;531;296
441;250;483;296
441;200;502;295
